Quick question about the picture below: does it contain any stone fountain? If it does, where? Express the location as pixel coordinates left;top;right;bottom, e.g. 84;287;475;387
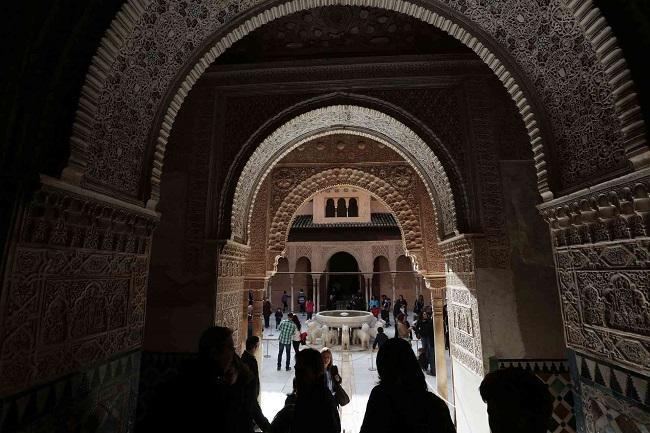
314;310;376;328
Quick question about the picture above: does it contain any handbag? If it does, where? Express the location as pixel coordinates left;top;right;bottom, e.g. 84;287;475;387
333;381;350;406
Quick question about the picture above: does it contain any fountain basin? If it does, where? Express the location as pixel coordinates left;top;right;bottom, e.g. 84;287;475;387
314;310;376;328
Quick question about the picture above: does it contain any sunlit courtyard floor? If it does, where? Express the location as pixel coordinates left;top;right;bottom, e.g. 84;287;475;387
258;313;454;433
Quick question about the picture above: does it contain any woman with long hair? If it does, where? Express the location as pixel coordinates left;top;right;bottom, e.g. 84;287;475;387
271;348;340;433
359;338;455;433
320;347;350;407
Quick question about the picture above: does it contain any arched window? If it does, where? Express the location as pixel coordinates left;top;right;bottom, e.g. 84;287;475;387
348;198;358;217
325;198;335;217
336;198;347;217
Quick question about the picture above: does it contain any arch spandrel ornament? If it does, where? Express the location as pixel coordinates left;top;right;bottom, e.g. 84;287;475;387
232;105;457;245
267;173;426;272
67;0;648;206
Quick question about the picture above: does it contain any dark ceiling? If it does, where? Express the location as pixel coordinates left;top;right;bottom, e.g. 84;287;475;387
216;6;473;65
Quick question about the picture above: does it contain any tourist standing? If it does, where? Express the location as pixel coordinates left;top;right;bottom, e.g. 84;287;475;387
372;327;388;350
413;294;425;317
263;297;272;329
306;298;314;320
393;295;405;324
241;336;262;399
281;291;289;312
381;295;391;326
271;349;341;433
277;314;298;371
359;339;455;433
396;313;411;340
291;313;302;359
297;289;306;315
416;311;435;376
321;348;350;407
275;308;283;329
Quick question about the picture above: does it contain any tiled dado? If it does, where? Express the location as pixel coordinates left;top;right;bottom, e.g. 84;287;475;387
570;351;650;433
0;350;140;433
491;358;576;433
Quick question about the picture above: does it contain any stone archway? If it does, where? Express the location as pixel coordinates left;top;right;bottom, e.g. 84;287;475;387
233;105;457;246
64;0;649;207
267;172;424;267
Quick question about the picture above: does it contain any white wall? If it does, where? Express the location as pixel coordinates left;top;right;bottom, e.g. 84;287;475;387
452;362;490;433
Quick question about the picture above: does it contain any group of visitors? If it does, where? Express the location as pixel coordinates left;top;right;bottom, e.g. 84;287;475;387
146;324;554;433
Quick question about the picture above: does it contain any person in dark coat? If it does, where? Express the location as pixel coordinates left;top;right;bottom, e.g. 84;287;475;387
271;348;340;433
360;338;455;433
263;298;272;328
416;311;435;376
372;327;389;350
241;336;261;398
147;326;271;433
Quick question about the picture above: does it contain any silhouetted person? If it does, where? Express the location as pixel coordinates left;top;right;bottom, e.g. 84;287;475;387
415;311;435;376
263;297;272;328
360;338;455;433
271;348;341;433
241;336;261;398
479;368;553;433
372;326;388;350
148;326;271;433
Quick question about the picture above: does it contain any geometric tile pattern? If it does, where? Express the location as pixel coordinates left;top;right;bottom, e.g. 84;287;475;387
575;353;650;409
0;350;140;433
580;382;650;433
494;359;576;433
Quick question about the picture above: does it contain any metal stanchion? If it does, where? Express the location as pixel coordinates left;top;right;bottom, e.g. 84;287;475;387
369;350;377;371
264;338;271;358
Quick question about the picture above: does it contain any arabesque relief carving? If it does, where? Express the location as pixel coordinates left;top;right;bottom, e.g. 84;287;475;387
267;168;423;256
215;240;251;348
0;178;157;394
439;235;485;376
543;170;650;375
233;105;457;245
68;0;646;204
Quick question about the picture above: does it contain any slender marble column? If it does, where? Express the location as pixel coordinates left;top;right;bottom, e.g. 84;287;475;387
430;285;448;399
290;274;295;313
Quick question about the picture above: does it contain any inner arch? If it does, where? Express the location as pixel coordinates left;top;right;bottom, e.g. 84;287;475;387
231;105;458;245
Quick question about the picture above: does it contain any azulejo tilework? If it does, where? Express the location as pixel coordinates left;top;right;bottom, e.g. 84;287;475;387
0;351;140;433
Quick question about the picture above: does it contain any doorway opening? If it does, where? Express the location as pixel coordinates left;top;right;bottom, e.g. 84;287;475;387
326;252;361;308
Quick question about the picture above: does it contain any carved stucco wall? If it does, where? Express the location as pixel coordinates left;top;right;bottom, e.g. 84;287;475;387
215;240;250;349
268;169;425;268
0;177;157;432
66;0;647;205
233;105;457;245
541;171;650;375
540;169;650;431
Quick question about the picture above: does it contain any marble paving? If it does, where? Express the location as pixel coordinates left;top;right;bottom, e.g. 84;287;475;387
258;312;455;433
